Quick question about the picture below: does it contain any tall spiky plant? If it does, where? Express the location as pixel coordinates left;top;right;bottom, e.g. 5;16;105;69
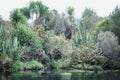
0;24;10;60
73;26;95;47
0;23;24;62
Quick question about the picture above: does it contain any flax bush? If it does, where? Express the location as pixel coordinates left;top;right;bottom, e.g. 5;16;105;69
0;23;23;62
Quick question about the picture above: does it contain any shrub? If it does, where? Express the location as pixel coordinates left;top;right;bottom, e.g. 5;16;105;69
51;60;70;69
96;31;120;61
90;56;108;67
24;60;43;69
12;61;24;71
93;18;114;33
8;37;25;61
0;23;24;62
32;25;45;38
42;31;73;67
61;59;71;68
70;45;95;64
12;60;44;71
51;60;62;69
13;23;43;50
43;34;67;60
0;24;12;60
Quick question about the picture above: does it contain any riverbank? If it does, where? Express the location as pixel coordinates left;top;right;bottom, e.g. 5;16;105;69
0;58;120;73
0;69;120;80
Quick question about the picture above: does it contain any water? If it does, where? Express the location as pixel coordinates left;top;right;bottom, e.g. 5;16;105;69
0;70;120;80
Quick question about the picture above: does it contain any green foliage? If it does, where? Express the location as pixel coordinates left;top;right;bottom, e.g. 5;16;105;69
42;33;73;67
12;61;24;71
67;6;74;22
70;45;95;64
13;23;43;50
24;60;43;69
73;8;101;47
8;37;24;61
51;60;70;69
110;6;120;43
0;26;9;59
67;6;74;16
73;29;95;47
61;60;71;68
10;9;27;24
91;18;115;42
110;6;120;26
73;64;103;70
51;60;62;69
29;1;52;22
0;23;23;62
12;60;43;71
2;1;120;71
20;7;30;19
32;25;45;38
48;11;64;35
93;19;111;33
80;8;100;31
43;34;67;60
47;10;65;34
91;56;108;67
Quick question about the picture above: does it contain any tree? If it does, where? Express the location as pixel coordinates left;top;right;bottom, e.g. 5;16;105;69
20;7;30;19
47;9;58;30
47;10;66;35
29;1;52;25
110;6;120;44
67;6;74;22
73;8;103;46
29;1;39;19
10;9;27;24
80;8;100;32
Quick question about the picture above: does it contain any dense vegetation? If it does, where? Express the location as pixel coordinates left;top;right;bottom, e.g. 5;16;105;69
0;1;120;72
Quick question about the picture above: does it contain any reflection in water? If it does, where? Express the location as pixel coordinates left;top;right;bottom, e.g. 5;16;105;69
0;70;120;80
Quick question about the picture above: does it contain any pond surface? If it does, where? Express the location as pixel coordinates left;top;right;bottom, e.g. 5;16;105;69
0;70;120;80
